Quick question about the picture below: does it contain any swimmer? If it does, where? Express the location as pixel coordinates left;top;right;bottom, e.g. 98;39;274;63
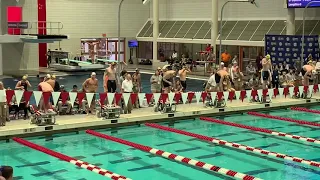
205;68;217;92
82;72;98;114
178;66;191;92
45;74;56;89
162;66;177;93
215;69;235;92
105;62;118;93
15;75;31;91
0;166;13;180
261;54;272;89
132;68;141;93
38;80;53;113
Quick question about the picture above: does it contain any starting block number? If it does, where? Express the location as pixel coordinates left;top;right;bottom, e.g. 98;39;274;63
24;128;36;133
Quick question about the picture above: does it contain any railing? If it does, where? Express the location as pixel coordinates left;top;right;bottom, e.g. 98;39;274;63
7;21;64;36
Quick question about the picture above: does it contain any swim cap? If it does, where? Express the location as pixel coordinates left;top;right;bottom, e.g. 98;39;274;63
46;74;51;79
91;72;96;76
22;75;27;80
265;54;271;59
162;65;170;70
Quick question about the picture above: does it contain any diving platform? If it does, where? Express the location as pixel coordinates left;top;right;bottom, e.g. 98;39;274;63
50;59;107;72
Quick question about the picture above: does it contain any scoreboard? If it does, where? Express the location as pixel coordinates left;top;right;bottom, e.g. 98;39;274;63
287;0;320;8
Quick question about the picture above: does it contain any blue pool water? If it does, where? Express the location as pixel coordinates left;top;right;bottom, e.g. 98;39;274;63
1;108;320;179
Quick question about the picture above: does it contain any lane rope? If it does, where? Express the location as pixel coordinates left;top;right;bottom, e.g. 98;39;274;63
248;111;320;127
86;130;261;180
12;137;130;180
291;107;320;115
145;123;320;169
199;117;320;145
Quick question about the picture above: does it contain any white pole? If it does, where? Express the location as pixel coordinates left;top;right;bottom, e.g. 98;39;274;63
286;8;295;35
118;0;124;81
153;0;159;62
211;0;218;55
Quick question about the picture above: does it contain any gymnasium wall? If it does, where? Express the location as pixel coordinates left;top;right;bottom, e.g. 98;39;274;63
46;0;149;57
0;0;39;75
149;0;320;20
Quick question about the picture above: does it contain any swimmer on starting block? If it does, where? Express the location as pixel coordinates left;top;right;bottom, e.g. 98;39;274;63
261;54;272;89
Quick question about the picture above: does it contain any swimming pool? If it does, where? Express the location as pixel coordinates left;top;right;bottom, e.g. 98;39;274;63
2;107;320;180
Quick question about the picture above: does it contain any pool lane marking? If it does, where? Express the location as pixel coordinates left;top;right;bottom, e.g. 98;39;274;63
199;117;320;145
248;111;320;127
12;137;130;180
86;130;262;180
144;123;320;169
291;107;320;115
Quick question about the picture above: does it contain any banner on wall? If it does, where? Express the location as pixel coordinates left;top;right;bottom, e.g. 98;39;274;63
265;34;319;65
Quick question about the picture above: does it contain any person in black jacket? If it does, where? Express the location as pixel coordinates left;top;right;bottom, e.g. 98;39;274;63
272;65;280;89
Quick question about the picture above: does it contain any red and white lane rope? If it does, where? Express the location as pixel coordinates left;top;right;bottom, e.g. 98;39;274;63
86;130;261;180
248;111;320;127
145;123;320;169
291;107;320;115
199;117;320;145
12;137;130;180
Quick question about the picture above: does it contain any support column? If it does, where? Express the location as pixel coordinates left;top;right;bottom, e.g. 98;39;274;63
211;0;218;55
0;1;3;75
152;0;159;62
286;8;295;35
38;0;47;67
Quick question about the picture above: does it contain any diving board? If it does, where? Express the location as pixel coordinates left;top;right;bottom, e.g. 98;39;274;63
96;59;118;63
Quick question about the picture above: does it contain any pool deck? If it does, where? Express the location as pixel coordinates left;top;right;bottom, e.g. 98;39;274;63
1;95;319;140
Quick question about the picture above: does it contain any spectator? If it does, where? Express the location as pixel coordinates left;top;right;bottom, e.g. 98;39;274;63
256;53;263;71
171;50;178;60
248;74;260;90
47;49;52;67
51;75;60;92
150;70;162;93
246;62;256;78
232;55;238;64
57;85;72;115
121;74;133;114
71;85;78;92
120;70;128;86
221;50;231;67
0;166;13;180
0;82;7;126
272;65;280;89
286;69;295;82
174;79;183;92
283;61;290;71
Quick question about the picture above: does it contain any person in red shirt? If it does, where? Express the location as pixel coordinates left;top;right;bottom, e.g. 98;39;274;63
205;44;211;52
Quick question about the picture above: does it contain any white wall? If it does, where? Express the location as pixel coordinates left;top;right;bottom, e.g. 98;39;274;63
150;0;320;20
46;0;149;57
1;0;39;75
